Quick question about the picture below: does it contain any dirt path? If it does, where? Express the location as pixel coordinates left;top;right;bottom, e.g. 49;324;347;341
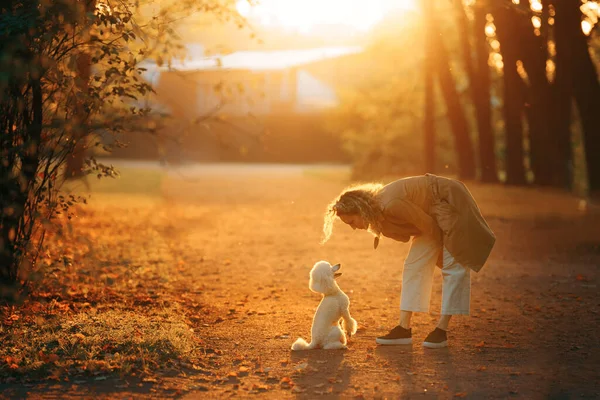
4;163;600;399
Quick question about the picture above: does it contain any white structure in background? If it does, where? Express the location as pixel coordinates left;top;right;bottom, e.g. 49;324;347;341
140;44;363;117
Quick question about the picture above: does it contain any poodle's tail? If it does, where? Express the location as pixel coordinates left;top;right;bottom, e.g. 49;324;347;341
291;338;315;351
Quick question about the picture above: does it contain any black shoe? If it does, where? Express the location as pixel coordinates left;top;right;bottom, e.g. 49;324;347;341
376;325;412;345
423;327;448;348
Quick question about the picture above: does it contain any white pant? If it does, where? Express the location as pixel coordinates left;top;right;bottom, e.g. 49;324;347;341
401;235;471;315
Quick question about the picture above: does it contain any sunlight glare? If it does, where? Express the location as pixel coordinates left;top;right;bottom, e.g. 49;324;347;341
530;0;543;13
581;19;593;35
546;59;556;82
236;0;417;33
548;39;556;57
580;1;599;36
485;22;496;37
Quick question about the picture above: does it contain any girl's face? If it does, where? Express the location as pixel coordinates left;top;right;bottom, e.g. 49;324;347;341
338;213;369;230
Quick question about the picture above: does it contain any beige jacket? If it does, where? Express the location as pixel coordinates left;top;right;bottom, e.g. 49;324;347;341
376;174;495;272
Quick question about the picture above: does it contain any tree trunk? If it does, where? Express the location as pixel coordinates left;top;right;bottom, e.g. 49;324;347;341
515;4;566;187
471;1;498;182
431;16;477;180
423;0;436;173
0;78;42;288
64;0;95;180
548;0;574;190
495;6;527;185
555;0;600;194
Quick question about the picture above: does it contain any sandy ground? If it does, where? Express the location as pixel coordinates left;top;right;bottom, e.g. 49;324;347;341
4;162;600;399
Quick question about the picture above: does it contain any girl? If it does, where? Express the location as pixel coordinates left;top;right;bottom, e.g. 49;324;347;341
322;173;495;348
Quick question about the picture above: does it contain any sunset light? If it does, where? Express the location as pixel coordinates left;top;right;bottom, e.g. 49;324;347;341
236;0;417;33
3;0;600;397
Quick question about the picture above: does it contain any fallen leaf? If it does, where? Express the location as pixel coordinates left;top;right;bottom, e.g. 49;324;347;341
454;392;468;397
252;383;270;391
295;362;308;371
475;341;485;348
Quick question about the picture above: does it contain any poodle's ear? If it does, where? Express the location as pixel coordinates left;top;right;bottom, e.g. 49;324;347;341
333;263;342;278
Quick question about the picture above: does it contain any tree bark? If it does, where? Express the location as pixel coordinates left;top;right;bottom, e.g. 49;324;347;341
554;0;600;194
431;15;477;180
423;0;436;173
0;78;42;287
547;0;574;190
64;0;96;180
514;3;566;187
471;1;498;182
495;6;527;185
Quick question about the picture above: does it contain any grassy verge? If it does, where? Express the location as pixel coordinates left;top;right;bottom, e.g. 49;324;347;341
0;305;203;382
61;166;166;196
0;168;214;383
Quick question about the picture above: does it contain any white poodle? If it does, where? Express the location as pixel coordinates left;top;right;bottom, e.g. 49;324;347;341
291;261;358;350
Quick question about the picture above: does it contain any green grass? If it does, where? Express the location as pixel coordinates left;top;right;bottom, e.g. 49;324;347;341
0;306;200;380
61;167;165;196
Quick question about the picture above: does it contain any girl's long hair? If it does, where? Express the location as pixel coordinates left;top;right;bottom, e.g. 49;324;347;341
321;183;384;244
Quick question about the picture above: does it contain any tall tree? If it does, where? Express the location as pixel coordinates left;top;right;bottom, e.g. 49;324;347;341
472;1;499;183
431;8;477;180
0;0;45;287
514;1;567;187
554;0;600;194
550;0;575;189
494;5;527;185
454;0;498;182
423;0;436;173
63;0;96;180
